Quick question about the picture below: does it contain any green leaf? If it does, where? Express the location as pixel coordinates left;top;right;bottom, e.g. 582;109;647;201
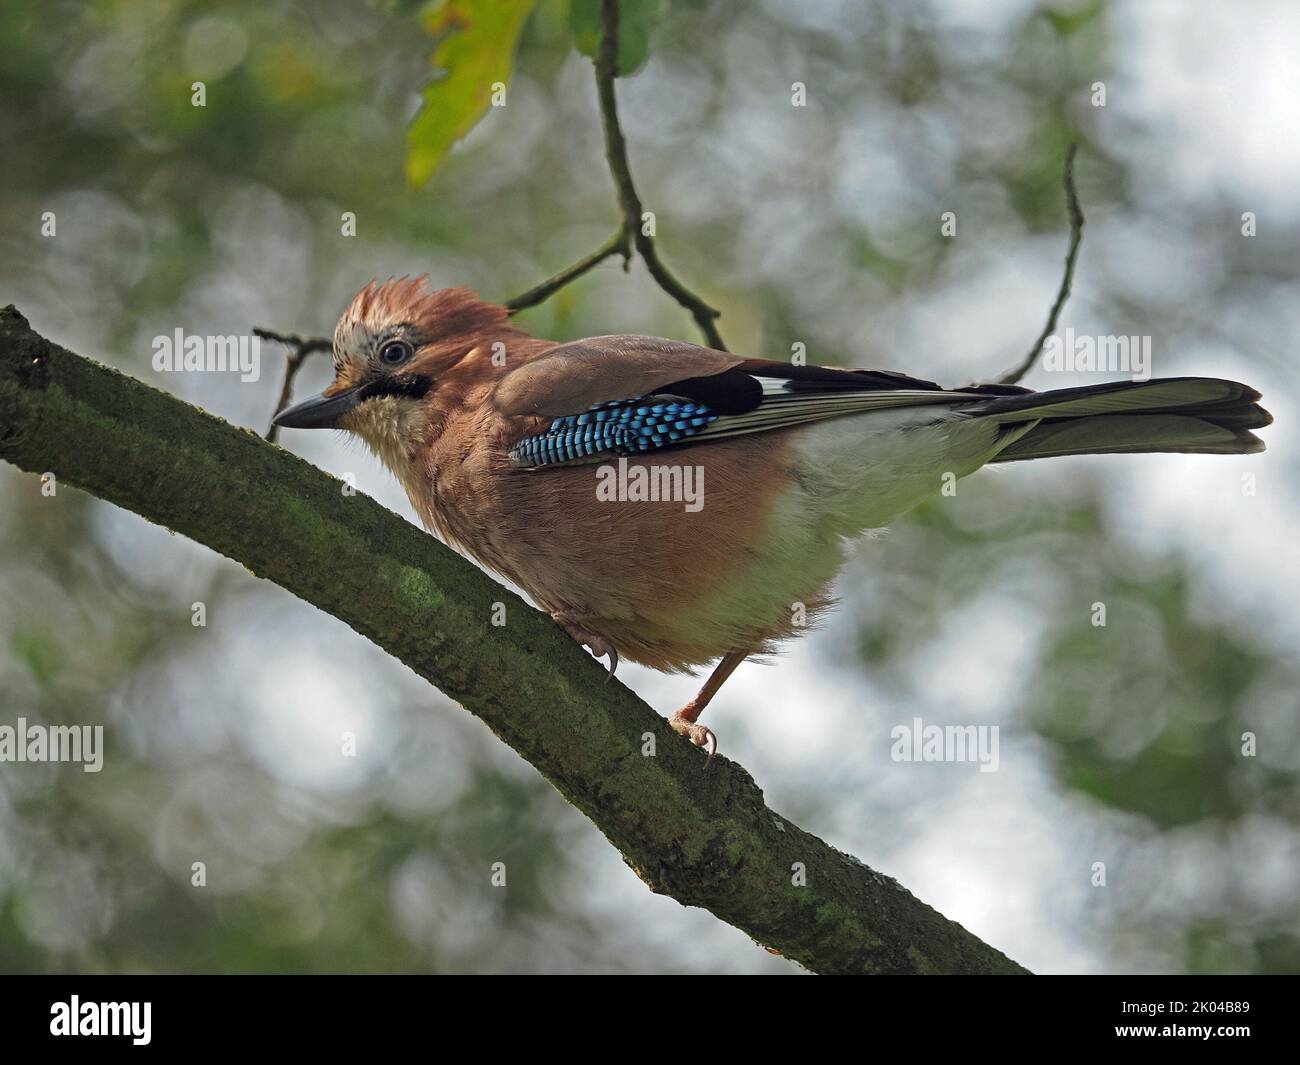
567;0;663;76
405;0;536;189
1042;0;1105;38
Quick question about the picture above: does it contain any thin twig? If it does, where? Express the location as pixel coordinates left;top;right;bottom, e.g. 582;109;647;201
253;327;331;442
593;0;726;350
998;142;1085;384
505;229;632;313
504;0;726;348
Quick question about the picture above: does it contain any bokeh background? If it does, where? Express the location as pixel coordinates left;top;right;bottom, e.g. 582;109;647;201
2;0;1298;974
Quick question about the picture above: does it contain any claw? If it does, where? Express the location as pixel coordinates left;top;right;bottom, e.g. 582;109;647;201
551;612;619;682
581;633;618;681
669;711;718;767
699;726;717;767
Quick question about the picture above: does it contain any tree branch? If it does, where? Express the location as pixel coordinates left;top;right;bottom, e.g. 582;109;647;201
253;327;332;442
0;305;1027;975
998;143;1085;384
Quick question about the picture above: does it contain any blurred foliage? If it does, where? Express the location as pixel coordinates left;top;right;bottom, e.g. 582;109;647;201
1;0;1297;974
568;0;664;75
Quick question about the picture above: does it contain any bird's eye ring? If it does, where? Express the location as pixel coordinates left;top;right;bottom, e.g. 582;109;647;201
379;340;413;366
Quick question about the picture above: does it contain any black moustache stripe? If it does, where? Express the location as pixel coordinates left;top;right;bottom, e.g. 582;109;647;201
360;374;433;402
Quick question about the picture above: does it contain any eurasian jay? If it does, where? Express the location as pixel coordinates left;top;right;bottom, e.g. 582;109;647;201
275;277;1272;760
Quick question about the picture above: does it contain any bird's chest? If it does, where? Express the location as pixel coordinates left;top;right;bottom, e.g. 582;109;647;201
414;433;816;664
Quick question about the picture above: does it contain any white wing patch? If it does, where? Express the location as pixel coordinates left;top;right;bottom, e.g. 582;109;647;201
689;383;973;444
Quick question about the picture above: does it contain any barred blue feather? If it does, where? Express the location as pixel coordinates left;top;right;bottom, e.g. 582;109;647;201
509;396;719;467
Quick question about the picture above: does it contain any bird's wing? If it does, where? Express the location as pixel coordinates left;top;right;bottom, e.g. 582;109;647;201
493;335;743;418
497;336;1027;468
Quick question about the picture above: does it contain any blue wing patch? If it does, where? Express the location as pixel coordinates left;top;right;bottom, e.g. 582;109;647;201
509;397;719;467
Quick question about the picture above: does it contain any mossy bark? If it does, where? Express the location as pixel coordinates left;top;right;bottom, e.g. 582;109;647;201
0;306;1029;974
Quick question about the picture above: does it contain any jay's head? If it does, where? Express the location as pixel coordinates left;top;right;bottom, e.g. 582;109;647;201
274;276;518;462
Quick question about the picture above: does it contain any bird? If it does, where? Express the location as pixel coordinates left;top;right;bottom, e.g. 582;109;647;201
274;276;1272;762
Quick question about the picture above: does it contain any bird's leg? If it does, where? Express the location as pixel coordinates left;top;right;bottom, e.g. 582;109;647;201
669;650;749;765
550;611;618;680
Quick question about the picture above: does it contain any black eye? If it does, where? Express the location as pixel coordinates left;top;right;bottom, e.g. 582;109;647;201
379;340;412;366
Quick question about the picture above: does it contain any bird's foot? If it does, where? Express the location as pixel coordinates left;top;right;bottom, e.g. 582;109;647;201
550;612;618;680
669;708;718;766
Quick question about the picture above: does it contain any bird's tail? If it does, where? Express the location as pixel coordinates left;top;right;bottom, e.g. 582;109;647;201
971;377;1272;462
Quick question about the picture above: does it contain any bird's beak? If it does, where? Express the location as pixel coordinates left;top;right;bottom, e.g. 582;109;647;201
273;387;362;430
